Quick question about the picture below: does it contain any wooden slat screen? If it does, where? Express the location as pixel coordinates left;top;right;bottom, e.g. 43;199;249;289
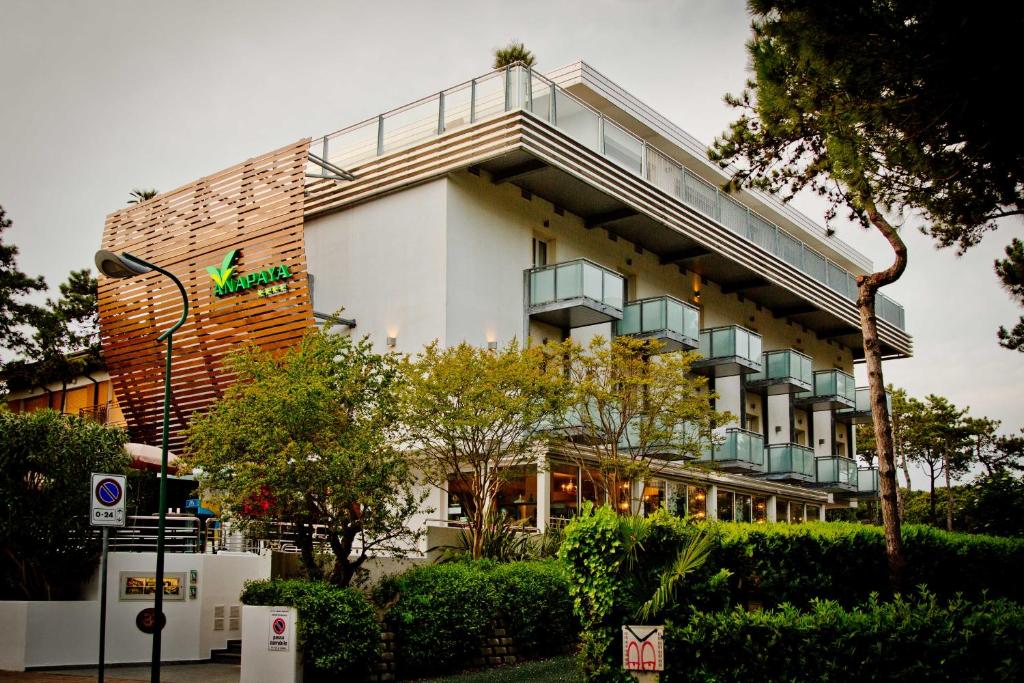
98;139;315;450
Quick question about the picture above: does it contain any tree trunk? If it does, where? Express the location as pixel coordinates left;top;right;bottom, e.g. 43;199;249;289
928;461;937;525
944;451;954;532
899;443;912;517
296;521;321;581
858;197;909;591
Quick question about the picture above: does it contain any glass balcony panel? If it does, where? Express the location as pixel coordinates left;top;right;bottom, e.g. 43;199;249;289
683;171;719;219
553;261;582;300
711;327;735;358
442;82;474;132
619;303;640;335
505;66;527;110
530;268;555;305
473;71;507;121
325;119;379;170
529;74;552;122
602;271;624;308
748;213;776;253
803;249;827;283
747;333;762;363
683;305;699;340
719;194;748;235
827;261;849;297
778;231;803;269
767;351;789;379
555;89;600;151
699;332;710;358
581;263;603;302
603;121;643;175
642;299;665;332
647;148;684;198
798;355;813;385
381;96;441;154
666;300;684;335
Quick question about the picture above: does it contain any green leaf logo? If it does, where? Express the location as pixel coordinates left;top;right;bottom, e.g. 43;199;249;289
206;249;239;288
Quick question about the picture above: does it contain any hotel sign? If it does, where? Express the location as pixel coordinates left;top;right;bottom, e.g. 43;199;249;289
206;249;293;298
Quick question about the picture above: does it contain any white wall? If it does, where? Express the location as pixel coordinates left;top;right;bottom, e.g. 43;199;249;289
304;179;449;354
240;606;301;683
767;394;791;444
0;551;270;670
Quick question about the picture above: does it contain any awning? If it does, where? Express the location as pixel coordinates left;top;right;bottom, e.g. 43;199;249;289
126;442;180;473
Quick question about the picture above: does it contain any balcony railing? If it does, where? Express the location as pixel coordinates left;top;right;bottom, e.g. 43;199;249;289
615;295;700;352
797;369;856;410
310;64;907;332
857;466;880;495
765;443;815;482
816;455;859;491
746;349;813;394
694;325;763;376
526;258;624;328
837;386;893;424
700;427;765;473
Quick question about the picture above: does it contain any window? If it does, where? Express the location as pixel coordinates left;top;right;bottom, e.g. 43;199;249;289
753;496;768;524
643;479;665;515
789;501;805;524
687;485;707;519
746;416;760;433
794;429;807;446
735;493;753;523
806;505;820;521
532;238;548;267
494;466;538;527
717;490;734;522
776;499;789;523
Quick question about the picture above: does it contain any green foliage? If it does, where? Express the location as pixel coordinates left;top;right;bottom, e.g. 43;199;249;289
492;41;535;69
241;579;380;681
185;326;426;586
962;471;1024;538
0;205;46;359
400;340;564;559
379;560;576;677
0;409;128;599
127;188;158;204
664;592;1024;682
996;238;1024;351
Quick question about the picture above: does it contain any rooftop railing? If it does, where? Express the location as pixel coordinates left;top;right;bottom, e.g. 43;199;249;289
311;65;907;332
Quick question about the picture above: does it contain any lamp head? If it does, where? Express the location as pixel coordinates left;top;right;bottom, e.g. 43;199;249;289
94;250;152;278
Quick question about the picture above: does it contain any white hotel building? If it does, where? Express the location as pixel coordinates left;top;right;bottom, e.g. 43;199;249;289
298;61;910;530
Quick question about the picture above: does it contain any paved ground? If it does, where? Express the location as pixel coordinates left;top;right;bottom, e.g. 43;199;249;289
0;663;239;683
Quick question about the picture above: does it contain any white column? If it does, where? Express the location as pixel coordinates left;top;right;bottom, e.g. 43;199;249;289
813;410;834;458
632;479;645;516
716;375;743;427
767;494;778;522
818;505;826;522
767;394;791;444
535;451;550;532
706;484;718;520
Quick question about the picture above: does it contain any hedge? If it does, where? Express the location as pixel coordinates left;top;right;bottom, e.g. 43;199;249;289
240;579;380;681
664;592;1024;682
377;559;577;677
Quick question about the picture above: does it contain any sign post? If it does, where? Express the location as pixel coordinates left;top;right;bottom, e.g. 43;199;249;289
91;473;127;683
622;625;664;682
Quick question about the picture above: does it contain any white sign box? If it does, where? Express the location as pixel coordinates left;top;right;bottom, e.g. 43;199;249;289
622;625;664;672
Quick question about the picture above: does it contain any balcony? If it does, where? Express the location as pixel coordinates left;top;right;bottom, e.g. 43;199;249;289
699;427;765;474
763;443;815;483
692;325;763;377
615;295;700;352
618;418;701;460
526;258;624;328
796;369;856;411
746;349;813;395
837;386;893;424
816;455;859;494
857;466;880;496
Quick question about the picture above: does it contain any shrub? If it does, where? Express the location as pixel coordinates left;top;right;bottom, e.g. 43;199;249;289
664;592;1024;682
241;579;380;681
379;559;576;677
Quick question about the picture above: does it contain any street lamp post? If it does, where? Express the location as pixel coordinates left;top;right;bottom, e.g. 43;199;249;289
95;250;189;683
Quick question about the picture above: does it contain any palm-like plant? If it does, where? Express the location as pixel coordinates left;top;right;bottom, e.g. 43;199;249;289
127;188;158;204
493;41;536;69
636;526;719;622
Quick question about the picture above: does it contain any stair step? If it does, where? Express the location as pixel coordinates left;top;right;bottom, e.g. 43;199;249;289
212;651;241;664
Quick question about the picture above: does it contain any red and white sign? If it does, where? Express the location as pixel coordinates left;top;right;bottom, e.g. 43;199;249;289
268;608;290;652
622;625;664;672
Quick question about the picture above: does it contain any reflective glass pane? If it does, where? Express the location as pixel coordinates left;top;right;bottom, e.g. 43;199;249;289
647;148;683;198
531;268;554;305
683;306;699;340
619;303;640;335
326;120;379;170
712;327;735;358
687;485;707;519
642;299;665;332
473;71;507;120
381;97;440;154
720;195;748;235
748;332;762;363
717;491;734;522
736;494;752;523
555;262;582;300
603;271;623;308
582;263;603;301
683;171;718;218
529;75;552;121
768;351;788;379
666;300;683;334
555;90;599;150
443;83;474;132
803;249;826;282
603;122;643;174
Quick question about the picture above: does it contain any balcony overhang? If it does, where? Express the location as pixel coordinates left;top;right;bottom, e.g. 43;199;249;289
761;471;815;485
528;298;622;328
835;408;872;425
703;459;766;475
692;356;762;378
796;395;855;412
619;329;698;353
303;112;912;359
746;376;812;396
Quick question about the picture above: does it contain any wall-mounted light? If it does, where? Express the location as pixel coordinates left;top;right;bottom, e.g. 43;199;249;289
386;336;397;348
775;426;782;433
818;438;825;445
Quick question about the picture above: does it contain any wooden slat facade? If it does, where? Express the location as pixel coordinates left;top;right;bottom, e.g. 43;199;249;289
98;140;315;450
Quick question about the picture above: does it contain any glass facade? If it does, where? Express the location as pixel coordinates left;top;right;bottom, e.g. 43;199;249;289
717;490;734;522
753;496;768;524
735;493;753;523
687;485;707;519
642;479;665;515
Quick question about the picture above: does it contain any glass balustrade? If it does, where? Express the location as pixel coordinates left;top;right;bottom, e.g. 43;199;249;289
700;428;765;473
797;369;856;409
816;456;859;491
857;466;880;495
526;258;624;328
311;64;907;331
837;386;893;423
765;443;815;481
694;325;763;376
615;295;700;351
747;349;813;393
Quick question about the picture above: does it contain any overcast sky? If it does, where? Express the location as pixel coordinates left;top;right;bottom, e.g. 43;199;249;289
2;1;1021;486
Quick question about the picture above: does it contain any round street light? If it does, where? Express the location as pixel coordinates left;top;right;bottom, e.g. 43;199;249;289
94;249;188;683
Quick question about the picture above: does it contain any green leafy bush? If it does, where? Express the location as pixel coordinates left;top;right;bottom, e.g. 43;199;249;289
378;559;576;677
664;592;1024;682
241;579;380;681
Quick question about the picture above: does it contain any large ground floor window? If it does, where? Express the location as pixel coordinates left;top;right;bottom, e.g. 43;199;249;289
447;466;539;527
